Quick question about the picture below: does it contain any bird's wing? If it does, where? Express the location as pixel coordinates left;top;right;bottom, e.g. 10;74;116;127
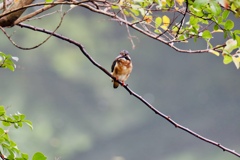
111;59;117;72
111;55;123;72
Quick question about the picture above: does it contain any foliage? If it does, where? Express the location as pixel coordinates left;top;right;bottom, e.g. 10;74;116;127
0;105;46;160
110;0;240;68
0;52;18;71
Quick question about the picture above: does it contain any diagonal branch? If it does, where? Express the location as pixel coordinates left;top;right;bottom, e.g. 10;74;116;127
17;23;240;158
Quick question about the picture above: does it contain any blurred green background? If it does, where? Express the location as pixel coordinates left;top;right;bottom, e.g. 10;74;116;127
1;5;240;160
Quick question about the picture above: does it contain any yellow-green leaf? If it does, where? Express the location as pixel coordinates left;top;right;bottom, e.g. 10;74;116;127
111;5;119;9
202;30;212;39
162;15;170;28
225;20;234;30
209;49;220;56
176;0;184;6
223;54;233;64
155;17;162;28
154;29;161;34
222;10;230;19
32;152;47;160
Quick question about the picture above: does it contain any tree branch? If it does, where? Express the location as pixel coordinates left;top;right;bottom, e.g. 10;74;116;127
17;23;240;158
0;10;67;49
0;0;34;27
0;1;223;54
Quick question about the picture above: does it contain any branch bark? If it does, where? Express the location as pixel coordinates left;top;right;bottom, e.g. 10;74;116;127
0;0;33;27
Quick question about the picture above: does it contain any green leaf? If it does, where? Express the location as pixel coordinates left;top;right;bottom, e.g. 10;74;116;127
111;5;119;9
15;122;23;128
178;35;186;40
7;117;13;122
129;9;139;16
2;121;11;127
21;153;29;160
45;0;53;3
202;30;212;39
193;0;208;7
209;1;221;16
222;10;230;20
19;114;26;120
0;106;6;115
213;24;218;31
189;16;198;25
13;115;20;121
0;53;17;71
23;120;33;130
6;64;15;71
155;17;162;28
224;20;234;30
32;152;47;160
123;9;129;16
154;29;161;34
0;128;5;136
236;35;240;47
217;16;223;24
233;30;240;35
223;54;233;64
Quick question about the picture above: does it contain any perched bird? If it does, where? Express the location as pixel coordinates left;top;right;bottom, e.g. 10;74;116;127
111;50;133;89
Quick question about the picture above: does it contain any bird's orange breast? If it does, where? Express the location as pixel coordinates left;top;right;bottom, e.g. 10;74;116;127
112;59;132;81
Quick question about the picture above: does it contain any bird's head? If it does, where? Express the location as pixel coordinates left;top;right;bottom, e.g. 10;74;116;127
119;50;131;61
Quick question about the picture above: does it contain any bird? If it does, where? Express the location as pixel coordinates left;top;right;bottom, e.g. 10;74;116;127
111;50;133;89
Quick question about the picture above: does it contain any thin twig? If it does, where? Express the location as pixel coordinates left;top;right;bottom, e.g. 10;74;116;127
175;0;188;37
17;23;240;158
0;11;66;50
118;5;136;49
0;1;221;53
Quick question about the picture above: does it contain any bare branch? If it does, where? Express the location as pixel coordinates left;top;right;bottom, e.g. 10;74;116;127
13;0;66;25
118;4;136;49
17;23;240;158
1;10;66;49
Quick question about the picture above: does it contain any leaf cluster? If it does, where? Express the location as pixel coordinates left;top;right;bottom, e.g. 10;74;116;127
110;0;240;68
0;106;46;160
0;52;18;71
